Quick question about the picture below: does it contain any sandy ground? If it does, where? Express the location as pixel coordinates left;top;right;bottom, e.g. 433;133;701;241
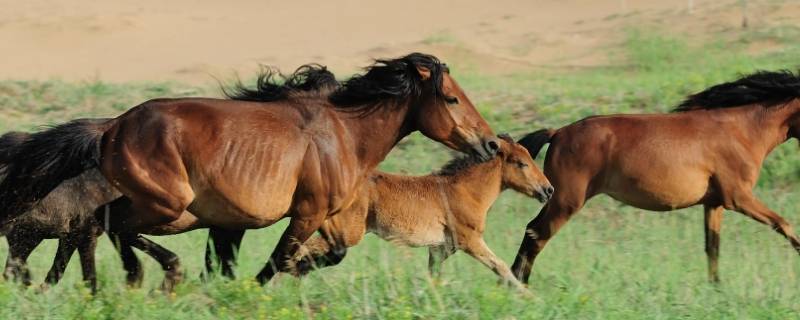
0;0;789;84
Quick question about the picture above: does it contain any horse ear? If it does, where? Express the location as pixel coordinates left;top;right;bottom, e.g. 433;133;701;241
416;67;431;81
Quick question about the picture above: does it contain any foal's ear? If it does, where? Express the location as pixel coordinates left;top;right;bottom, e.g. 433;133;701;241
416;67;431;81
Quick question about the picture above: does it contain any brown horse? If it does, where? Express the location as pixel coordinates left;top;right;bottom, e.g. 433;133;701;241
0;53;498;288
511;70;800;285
288;135;551;289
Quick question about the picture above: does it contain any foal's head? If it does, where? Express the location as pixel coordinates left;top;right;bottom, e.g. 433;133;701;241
330;53;499;160
496;135;553;203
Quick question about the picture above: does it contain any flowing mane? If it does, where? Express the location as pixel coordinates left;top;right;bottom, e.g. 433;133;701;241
224;64;339;102
329;52;450;114
674;70;800;112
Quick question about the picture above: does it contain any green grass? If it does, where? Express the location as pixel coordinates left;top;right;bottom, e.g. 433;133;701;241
2;25;800;319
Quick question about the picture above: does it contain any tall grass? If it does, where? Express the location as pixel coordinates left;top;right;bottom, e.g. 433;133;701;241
1;27;800;319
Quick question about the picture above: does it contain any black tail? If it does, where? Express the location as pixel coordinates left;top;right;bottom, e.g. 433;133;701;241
0;118;114;224
517;129;555;159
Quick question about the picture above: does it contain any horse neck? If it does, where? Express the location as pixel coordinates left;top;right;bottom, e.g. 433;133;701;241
740;101;800;158
336;103;414;170
446;160;504;209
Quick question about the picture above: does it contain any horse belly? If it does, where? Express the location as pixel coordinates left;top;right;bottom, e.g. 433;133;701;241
369;207;446;247
188;180;297;229
604;167;709;211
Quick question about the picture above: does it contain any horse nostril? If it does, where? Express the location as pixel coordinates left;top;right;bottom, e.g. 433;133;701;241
546;186;554;196
486;140;499;152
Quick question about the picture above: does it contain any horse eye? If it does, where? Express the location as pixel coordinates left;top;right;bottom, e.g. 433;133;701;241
517;161;528;168
444;96;459;105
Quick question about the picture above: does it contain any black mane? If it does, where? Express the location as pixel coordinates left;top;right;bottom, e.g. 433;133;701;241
329;52;450;114
224;64;339;102
674;70;800;112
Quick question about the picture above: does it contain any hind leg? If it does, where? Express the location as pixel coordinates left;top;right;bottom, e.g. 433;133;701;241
204;228;245;280
3;229;43;286
511;182;588;284
42;237;79;289
704;205;723;283
107;231;144;287
106;197;182;291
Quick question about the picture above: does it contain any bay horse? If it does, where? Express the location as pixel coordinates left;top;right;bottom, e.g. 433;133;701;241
511;70;800;285
203;135;554;287
0;53;499;289
289;135;551;290
0;129;177;292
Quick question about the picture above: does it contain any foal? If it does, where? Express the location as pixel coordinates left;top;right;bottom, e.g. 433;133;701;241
0;130;118;291
0;130;176;292
291;136;552;289
511;70;800;284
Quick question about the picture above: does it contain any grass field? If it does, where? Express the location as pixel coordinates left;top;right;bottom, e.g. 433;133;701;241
1;22;800;319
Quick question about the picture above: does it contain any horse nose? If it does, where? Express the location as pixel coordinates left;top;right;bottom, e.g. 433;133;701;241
545;186;554;197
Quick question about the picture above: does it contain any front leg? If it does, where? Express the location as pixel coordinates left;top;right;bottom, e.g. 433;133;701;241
463;238;527;292
76;228;101;293
42;237;79;289
255;208;328;284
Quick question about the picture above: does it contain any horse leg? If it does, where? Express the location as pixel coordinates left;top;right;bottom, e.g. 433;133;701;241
75;227;101;293
126;235;183;292
3;229;43;286
704;205;724;283
462;237;527;291
427;245;456;278
730;193;800;254
42;237;79;289
511;184;587;284
294;208;367;276
255;210;329;284
204;228;245;280
107;231;144;287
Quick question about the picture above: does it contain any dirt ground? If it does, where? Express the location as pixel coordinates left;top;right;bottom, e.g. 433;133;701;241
0;0;793;84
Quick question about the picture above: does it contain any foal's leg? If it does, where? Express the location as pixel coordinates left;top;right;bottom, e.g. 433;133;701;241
75;228;101;293
204;228;245;279
730;194;800;253
3;230;43;286
704;205;724;283
43;237;79;288
462;238;527;291
427;245;456;277
511;184;588;284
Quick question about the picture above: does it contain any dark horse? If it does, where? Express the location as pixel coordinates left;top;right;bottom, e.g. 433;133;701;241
0;53;498;289
0;129;179;292
511;70;800;285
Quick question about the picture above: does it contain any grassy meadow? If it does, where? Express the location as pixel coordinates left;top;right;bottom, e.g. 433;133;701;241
1;22;800;319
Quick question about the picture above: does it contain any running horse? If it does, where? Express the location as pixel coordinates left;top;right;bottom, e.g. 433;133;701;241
511;70;800;285
0;53;499;289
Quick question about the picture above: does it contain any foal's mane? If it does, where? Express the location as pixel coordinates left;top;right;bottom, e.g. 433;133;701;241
435;134;513;176
674;70;800;112
224;64;340;102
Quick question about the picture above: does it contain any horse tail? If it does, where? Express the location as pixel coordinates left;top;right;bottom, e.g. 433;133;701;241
517;128;556;160
0;131;30;165
0;118;115;224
